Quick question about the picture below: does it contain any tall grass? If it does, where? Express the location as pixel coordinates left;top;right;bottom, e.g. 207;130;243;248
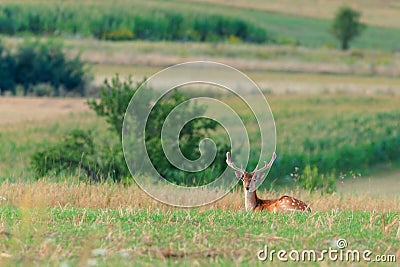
1;95;399;189
0;95;398;265
0;180;398;266
220;94;400;187
0;3;268;43
2;0;400;50
0;180;399;211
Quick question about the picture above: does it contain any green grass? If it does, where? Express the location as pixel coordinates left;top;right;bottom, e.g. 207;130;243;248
1;94;399;188
1;2;399;266
0;110;108;182
0;206;398;266
2;0;400;51
218;94;400;187
145;0;400;50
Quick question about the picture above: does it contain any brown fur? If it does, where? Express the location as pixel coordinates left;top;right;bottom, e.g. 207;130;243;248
226;152;311;212
252;193;311;212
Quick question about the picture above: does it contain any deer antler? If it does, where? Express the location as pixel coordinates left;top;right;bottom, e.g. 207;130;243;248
252;152;277;173
226;152;245;173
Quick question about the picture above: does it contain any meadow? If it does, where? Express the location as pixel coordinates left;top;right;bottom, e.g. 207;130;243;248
1;0;400;266
2;94;400;185
0;179;399;266
2;0;400;50
0;95;399;265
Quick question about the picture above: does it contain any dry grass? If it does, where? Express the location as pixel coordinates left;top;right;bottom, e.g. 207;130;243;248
7;36;399;81
0;97;89;126
0;180;398;212
91;63;400;95
0;94;399;265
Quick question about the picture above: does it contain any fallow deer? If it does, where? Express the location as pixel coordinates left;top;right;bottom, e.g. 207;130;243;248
226;152;311;212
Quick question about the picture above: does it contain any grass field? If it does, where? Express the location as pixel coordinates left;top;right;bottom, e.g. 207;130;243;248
186;0;400;29
0;181;399;266
6;0;400;29
1;94;399;183
1;87;400;262
1;74;399;267
2;0;400;50
1;1;400;265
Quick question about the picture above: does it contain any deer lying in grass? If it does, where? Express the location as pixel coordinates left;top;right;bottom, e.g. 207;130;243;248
226;152;311;212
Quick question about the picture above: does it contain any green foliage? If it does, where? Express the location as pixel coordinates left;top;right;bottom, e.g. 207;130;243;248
331;6;366;50
0;39;89;96
190;14;267;43
15;39;88;96
264;96;400;189
31;129;98;180
88;75;140;137
143;91;229;185
21;93;400;187
0;4;269;43
88;75;229;185
0;42;16;95
1;206;398;265
31;76;140;182
31;75;229;185
31;129;125;181
291;165;336;194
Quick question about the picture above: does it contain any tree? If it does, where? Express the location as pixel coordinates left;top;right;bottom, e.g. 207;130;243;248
88;75;229;186
31;75;229;185
0;42;16;95
331;6;366;50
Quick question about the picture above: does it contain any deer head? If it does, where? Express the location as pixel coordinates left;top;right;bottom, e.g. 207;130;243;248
226;152;276;192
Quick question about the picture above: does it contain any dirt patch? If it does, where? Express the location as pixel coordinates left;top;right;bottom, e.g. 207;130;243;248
0;97;90;126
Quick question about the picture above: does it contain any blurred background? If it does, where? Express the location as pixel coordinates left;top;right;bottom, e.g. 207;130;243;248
0;0;399;195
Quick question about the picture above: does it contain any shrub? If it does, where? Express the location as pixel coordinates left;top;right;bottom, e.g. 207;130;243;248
88;75;229;186
0;4;269;44
87;75;138;137
31;129;99;180
32;75;230;184
31;128;126;181
104;28;135;41
0;42;16;95
8;39;89;96
331;6;366;50
291;165;336;194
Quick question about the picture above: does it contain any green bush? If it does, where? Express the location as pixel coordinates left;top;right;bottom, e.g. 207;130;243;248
266;103;400;190
88;75;229;186
293;165;336;194
31;129;126;181
0;39;89;96
331;6;366;50
31;75;231;184
31;129;99;180
16;39;88;96
0;42;16;95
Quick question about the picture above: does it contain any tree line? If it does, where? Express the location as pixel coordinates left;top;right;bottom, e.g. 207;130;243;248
0;4;268;43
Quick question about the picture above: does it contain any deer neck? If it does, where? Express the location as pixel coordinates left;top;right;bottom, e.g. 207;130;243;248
245;189;258;211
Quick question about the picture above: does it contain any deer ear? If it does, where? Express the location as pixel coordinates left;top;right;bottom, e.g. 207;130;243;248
235;171;243;179
254;173;265;181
